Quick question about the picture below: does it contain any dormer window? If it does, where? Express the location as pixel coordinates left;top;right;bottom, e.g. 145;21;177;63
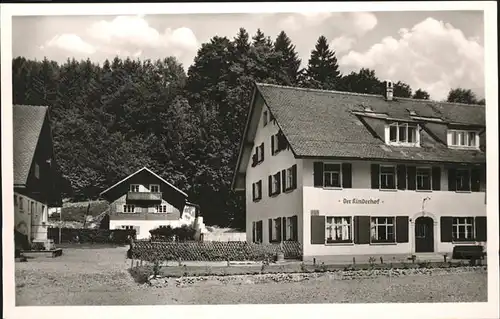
448;129;478;148
387;122;419;146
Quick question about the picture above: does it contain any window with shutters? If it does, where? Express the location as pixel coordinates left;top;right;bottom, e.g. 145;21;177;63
252;143;265;166
271;131;287;155
326;217;352;243
285;167;293;189
252;180;262;201
380;166;396;189
416;167;432;190
448;130;479;148
270;172;280;195
370;217;395;243
452;217;474;241
455;168;471;192
285;217;294;240
271;218;281;242
123;204;135;213
324;163;342;188
388;122;419;146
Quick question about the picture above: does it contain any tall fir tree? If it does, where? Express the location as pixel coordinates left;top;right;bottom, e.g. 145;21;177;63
301;35;341;90
274;31;302;85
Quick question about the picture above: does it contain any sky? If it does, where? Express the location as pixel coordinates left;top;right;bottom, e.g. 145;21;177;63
12;10;484;101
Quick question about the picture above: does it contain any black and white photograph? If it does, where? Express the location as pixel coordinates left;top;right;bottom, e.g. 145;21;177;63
1;2;498;319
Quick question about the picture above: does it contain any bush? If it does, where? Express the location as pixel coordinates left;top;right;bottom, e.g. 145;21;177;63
30;242;45;251
149;224;197;242
129;266;152;284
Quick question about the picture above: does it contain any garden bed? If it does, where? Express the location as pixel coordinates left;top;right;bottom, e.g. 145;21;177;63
131;240;302;262
129;259;484;284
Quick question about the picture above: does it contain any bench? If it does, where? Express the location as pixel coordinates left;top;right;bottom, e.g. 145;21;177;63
452;245;485;265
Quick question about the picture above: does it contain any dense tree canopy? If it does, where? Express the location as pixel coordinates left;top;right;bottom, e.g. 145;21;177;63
447;88;485;105
12;28;483;229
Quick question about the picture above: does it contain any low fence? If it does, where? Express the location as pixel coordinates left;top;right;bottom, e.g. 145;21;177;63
48;227;136;244
131;240;302;262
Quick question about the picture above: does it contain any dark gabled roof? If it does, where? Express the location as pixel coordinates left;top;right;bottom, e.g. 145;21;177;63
13;105;49;186
231;83;486;190
99;167;188;197
256;83;485;162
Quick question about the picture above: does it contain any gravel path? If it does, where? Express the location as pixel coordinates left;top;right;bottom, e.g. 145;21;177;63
15;247;488;305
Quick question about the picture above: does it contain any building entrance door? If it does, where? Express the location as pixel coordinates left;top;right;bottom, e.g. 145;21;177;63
415;216;434;253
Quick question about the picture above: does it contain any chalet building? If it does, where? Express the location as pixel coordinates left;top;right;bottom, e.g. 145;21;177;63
232;82;487;262
99;167;205;239
13;105;63;248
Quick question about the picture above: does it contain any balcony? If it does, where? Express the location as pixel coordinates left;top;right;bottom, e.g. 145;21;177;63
126;191;162;202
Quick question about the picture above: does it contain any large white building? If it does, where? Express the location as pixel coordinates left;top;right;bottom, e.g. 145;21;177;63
232;82;487;262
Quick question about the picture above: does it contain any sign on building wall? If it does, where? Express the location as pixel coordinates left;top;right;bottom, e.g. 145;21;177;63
342;198;383;204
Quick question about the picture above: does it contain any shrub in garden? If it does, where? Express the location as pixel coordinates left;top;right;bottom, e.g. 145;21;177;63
129;266;153;284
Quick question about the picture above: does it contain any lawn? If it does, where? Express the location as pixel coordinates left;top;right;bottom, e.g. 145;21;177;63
15;246;488;305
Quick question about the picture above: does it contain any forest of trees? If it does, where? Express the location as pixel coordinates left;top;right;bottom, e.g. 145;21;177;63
12;29;484;229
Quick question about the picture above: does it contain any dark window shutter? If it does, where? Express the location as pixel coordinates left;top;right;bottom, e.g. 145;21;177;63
407;166;417;190
276;219;282;242
354;216;371;244
440;217;453;242
271;136;275;156
268;175;272;196
252;222;256;243
252;183;256;201
471;168;481;192
258;180;262;199
310;215;325;244
448;168;457;191
276;172;282;194
258;221;263;242
475;217;487;241
395;216;409;243
292;215;298;241
342;163;352;188
281;170;287;191
260;143;264;162
268;219;273;242
397;165;407;190
432;166;441;191
282;217;287;241
292;164;297;189
313;162;324;187
370;164;379;189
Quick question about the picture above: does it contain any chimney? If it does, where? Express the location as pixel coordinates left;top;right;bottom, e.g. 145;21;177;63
385;80;393;101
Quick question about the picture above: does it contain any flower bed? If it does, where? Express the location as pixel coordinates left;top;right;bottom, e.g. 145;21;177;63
131;240;302;262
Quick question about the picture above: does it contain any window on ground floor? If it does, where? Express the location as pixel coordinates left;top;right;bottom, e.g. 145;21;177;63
270;218;281;242
370;217;395;243
326;216;352;243
252;221;263;243
452;217;474;241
